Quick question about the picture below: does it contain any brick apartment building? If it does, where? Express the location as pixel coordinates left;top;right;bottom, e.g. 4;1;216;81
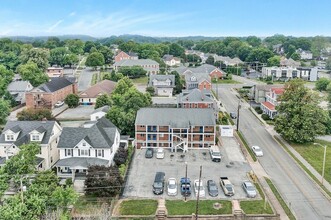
26;77;77;109
46;67;64;78
135;108;216;151
114;51;138;62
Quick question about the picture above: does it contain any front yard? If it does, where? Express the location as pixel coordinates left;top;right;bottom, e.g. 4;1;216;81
166;200;232;215
119;199;158;215
130;76;148;84
212;79;241;84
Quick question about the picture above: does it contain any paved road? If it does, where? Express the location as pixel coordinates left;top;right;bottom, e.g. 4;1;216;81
77;68;95;92
214;84;331;220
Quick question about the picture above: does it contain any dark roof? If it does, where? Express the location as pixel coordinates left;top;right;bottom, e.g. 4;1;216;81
10;125;22;133
148;74;175;88
162;54;174;61
38;77;74;93
35;126;47;133
92;105;110;114
178;89;214;103
0;121;57;146
54;157;109;168
127;52;138;57
58;117;118;149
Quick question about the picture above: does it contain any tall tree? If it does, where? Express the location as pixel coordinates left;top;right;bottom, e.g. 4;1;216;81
275;79;328;143
205;56;215;65
0;98;10;125
16;62;49;87
169;43;185;57
20;48;49;71
95;94;112;109
85;52;105;69
267;56;280;67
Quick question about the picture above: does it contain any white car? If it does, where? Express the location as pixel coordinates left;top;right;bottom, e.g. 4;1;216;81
194;179;205;197
156;148;165;159
167;178;177;196
54;101;64;107
252;146;264;157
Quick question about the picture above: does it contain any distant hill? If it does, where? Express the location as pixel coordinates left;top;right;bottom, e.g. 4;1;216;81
3;35;97;42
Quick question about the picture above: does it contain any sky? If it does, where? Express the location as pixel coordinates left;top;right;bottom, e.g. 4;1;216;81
0;0;331;37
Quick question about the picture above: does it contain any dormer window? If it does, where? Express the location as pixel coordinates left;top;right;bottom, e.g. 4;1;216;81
32;135;40;141
82;142;86;147
6;135;14;141
191;76;197;81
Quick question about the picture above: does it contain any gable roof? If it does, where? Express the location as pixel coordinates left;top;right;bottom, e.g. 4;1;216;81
271;88;285;95
58;117;118;149
148;74;175;87
92;105;110;114
114;59;159;67
79;80;117;98
33;77;74;93
162;54;174;61
7;81;33;93
0;121;57;146
127;51;138;57
178;89;213;103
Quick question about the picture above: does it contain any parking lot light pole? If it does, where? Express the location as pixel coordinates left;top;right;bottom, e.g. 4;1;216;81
184;162;188;202
313;143;327;186
236;100;241;131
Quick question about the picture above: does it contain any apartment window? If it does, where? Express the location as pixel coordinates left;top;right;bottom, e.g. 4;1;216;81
80;149;89;156
32;135;40;141
281;70;287;78
97;149;104;157
160;134;164;138
6;135;14;141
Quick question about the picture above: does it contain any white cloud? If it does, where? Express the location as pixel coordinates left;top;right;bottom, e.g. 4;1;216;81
69;11;76;17
47;19;64;32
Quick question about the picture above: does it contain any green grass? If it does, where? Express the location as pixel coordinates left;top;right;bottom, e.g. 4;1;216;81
212;79;241;84
166;200;232;215
224;112;234;125
73;195;111;213
265;178;296;220
100;71;110;80
130;76;148;84
91;72;99;85
237;131;257;162
119;199;158;215
240;200;273;214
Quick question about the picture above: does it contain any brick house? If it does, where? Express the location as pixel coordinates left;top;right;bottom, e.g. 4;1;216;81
26;77;77;109
135;108;216;151
46;67;64;77
260;87;285;119
114;51;138;62
177;89;215;109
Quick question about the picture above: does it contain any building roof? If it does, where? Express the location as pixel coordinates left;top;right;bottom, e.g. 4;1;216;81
127;51;138;57
177;89;214;103
163;54;174;61
92;105;110;114
34;77;74;93
135;108;215;127
255;84;284;92
114;59;159;67
79;80;117;98
47;67;63;70
271;88;285;95
7;81;33;93
261;102;276;111
54;157;109;168
58;117;118;149
280;58;300;67
148;74;175;88
172;64;219;83
0;121;57;146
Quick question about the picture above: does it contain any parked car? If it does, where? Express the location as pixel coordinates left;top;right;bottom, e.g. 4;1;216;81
54;101;64;107
242;181;257;198
207;180;218;197
252;146;263;157
180;177;191;197
156;148;165;159
209;145;221;162
230;112;237;119
167;178;177;196
145;148;153;158
220;177;235;196
194;179;205;197
153;172;165;195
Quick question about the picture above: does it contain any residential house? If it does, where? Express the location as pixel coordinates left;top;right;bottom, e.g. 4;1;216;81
54;117;121;179
113;59;160;74
114;51;138;62
214;55;243;66
26;77;77;109
280;58;300;68
90;105;110;121
7;81;33;104
162;55;181;66
79;80;116;105
177;89;215;109
261;87;285;119
46;67;64;78
261;66;319;81
296;48;313;60
250;84;284;103
273;44;284;55
135;108;216;151
148;74;175;97
0;121;62;170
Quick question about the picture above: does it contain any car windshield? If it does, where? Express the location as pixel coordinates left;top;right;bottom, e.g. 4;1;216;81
154;182;163;188
246;185;255;191
225;184;233;192
254;147;261;152
209;185;217;191
213;152;221;156
169;183;176;189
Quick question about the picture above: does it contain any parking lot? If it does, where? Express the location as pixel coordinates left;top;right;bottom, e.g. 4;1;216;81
56;105;95;121
123;137;260;200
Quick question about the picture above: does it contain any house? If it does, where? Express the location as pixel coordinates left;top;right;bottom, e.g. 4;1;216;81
54;117;121;179
261;87;285;119
273;44;284;55
79;80;117;105
261;66;319;81
114;51;138;62
25;77;77;109
90;105;110;121
7;81;33;104
296;49;313;60
46;67;64;77
177;89;215;109
0;121;62;170
250;84;284;103
135;108;216;151
214;56;243;66
162;55;181;66
148;74;175;97
113;59;160;74
280;58;300;68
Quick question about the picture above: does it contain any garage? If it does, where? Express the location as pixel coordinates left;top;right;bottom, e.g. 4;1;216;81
220;125;234;137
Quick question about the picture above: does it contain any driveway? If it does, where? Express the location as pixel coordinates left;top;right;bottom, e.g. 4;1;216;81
78;68;95;92
123;137;256;200
56;105;95;121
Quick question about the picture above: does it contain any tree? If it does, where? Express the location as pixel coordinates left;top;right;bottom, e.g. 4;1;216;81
49;47;69;67
17;108;54;121
118;66;147;78
44;37;62;49
95;94;112;109
0;65;14;96
64;94;79;108
275;79;328;143
16;62;49;87
20;48;49;71
113;148;128;166
267;56;280;67
315;78;330;91
205;55;215;65
290;52;300;61
146;86;155;96
326;57;331;70
310;60;317;67
85;52;105;69
0;99;10;125
172;71;183;94
84;41;96;53
65;39;84;55
246;36;262;47
98;46;114;65
246;47;274;63
169;43;185;57
85;165;123;197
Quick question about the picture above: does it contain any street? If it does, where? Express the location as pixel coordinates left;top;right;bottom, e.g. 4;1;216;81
77;67;95;92
214;83;331;220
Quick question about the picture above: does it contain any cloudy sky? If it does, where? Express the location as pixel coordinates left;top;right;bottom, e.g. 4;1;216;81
0;0;330;37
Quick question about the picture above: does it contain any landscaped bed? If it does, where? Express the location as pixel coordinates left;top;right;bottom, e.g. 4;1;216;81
166;200;232;215
119;199;158;215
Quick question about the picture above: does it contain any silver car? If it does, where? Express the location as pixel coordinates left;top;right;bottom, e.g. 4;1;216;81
242;181;257;198
167;178;177;196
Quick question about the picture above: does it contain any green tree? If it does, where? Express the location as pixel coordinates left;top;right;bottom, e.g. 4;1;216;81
17;108;54;121
118;66;147;78
275;79;328;143
49;47;69;67
315;78;330;91
17;62;49;87
169;43;185;57
44;37;62;49
65;39;84;55
0;98;10;125
205;55;215;65
326;57;331;70
20;48;49;71
63;53;79;68
85;52;105;69
267;56;280;67
246;36;262;47
0;65;14;95
98;46;114;65
64;94;79;108
172;70;183;94
95;94;112;109
146;86;155;96
246;47;274;63
310;60;317;67
290;52;300;61
84;41;96;53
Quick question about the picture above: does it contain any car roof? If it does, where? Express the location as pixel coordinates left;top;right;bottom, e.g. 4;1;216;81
244;181;253;186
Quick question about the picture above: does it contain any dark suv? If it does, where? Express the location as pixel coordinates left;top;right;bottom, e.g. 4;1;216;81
153;172;165;195
230;112;237;119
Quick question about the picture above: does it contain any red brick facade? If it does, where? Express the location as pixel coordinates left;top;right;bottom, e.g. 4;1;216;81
209;69;223;79
114;51;131;62
198;80;212;90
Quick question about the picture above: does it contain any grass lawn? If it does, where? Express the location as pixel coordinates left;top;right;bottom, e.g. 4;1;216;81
91;72;99;85
130;76;148;84
119;199;158;215
240;200;273;214
291;139;331;185
166;200;232;215
238;131;257;162
212;79;241;84
73;196;111;213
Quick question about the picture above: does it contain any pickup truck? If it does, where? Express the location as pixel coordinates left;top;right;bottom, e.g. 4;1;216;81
180;177;191;196
220;177;235;196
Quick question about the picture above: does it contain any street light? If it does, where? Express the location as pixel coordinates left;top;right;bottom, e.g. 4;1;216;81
313;143;327;186
236;100;241;131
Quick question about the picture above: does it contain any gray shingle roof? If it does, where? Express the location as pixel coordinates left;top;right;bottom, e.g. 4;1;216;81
114;59;159;67
54;157;109;168
37;77;74;93
162;54;174;61
148;74;175;87
0;121;57;146
7;81;33;92
92;105;110;114
177;89;214;103
135;108;215;128
58;117;118;149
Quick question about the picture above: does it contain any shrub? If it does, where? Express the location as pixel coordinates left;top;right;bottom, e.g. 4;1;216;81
17;108;54;121
261;114;270;120
113;148;128;166
256;109;263;114
64;94;79;108
254;106;260;111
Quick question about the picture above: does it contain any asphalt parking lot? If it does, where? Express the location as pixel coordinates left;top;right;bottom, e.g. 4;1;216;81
123;137;259;200
56;105;95;121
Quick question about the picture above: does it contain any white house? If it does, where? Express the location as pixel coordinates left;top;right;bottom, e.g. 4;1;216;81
7;81;33;104
261;66;319;82
148;74;175;97
260;87;284;119
162;55;181;66
296;48;313;60
54;117;121;180
0;121;62;170
90;105;110;121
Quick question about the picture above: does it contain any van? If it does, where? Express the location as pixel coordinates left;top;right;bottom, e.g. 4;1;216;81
209;145;221;162
153;172;165;195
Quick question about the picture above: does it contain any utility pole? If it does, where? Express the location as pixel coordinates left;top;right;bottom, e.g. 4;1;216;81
195;165;202;220
184;162;188;202
236;100;241;131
